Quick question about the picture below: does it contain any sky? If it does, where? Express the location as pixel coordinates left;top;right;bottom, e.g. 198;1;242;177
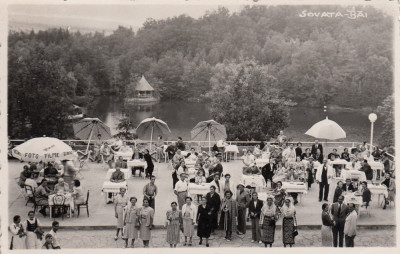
8;5;242;34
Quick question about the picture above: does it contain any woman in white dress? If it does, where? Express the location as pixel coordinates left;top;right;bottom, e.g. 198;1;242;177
182;197;197;246
10;215;26;249
114;187;128;240
123;197;139;248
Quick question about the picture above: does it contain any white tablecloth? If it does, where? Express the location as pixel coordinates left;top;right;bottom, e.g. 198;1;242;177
114;150;133;161
368;184;388;198
187;183;212;196
343;193;363;205
242;174;266;188
328;159;349;166
102;181;128;193
187;168;197;179
225;145;239;153
105;168;131;180
281;182;308;194
340;170;367;182
127;160;147;169
369;161;384;170
255;159;269;167
184;159;196;167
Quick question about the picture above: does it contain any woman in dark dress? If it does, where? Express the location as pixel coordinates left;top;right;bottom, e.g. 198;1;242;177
143;149;155;178
197;196;212;247
341;148;350;162
205;186;221;234
260;195;279;247
321;203;334;246
281;197;296;247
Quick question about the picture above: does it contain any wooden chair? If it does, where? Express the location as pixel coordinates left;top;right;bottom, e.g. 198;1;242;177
77;190;90;217
24;185;35;207
52;195;67;220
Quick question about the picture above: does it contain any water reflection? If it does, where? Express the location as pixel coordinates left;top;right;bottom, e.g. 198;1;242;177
87;96;382;142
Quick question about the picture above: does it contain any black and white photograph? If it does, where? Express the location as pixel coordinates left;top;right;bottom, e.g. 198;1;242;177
3;0;399;250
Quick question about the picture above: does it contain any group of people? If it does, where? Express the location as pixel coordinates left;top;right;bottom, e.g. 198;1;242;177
10;211;61;249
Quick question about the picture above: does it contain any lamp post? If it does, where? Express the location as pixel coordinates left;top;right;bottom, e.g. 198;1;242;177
368;113;377;152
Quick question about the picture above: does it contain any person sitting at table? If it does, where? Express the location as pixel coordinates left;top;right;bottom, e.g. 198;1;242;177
242;150;255;168
172;149;184;169
282;143;296;164
195;170;207;184
311;140;323;157
34;180;51;216
101;143;115;168
301;148;313;160
44;164;59;178
119;141;131;153
381;173;395;209
72;180;85;214
220;174;236;199
313;149;324;164
295;143;303;158
195;153;205;169
360;181;371;208
359;160;373;181
54;178;69;194
371;146;381;161
328;149;340;161
253;145;262;159
175;137;185;151
25;173;38;194
342;179;354;193
208;151;218;168
333;181;343;203
107;167;125;203
341;148;351;162
111;137;123;151
166;142;177;161
187;147;198;160
276;130;287;147
363;150;374;162
19;165;33;188
115;156;127;169
285;167;299;182
93;134;103;162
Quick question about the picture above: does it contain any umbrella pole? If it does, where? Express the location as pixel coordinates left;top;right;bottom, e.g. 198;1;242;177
85;128;94;154
208;128;211;154
150;125;154;150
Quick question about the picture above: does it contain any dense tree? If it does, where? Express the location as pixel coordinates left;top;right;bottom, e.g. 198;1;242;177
377;96;394;149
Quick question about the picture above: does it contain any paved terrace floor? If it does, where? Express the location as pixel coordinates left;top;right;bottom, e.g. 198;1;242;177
8;159;396;228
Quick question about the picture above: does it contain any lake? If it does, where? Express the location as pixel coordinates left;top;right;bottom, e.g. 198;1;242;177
87;96;383;143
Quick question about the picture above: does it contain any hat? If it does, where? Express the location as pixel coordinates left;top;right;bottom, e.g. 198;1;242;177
237;183;245;188
266;194;274;201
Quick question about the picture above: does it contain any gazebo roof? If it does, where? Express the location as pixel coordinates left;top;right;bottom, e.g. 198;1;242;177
135;76;154;91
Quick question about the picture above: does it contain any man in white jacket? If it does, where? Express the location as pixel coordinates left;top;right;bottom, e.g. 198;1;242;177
316;158;334;202
344;203;358;247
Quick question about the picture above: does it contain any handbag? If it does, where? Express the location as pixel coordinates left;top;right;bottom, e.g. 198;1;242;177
292;215;298;237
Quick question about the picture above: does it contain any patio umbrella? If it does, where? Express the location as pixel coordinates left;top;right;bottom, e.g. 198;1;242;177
12;137;75;163
191;120;227;153
305;117;346;140
73;118;112;153
136;117;171;149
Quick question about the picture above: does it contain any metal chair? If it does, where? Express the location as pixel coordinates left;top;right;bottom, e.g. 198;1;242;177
24;185;35;207
77;190;90;217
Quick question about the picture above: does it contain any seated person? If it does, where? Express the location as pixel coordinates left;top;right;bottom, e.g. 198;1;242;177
44;164;59;178
93;134;103;162
333;181;343;203
194;153;204;169
360;181;371;208
165;142;177;160
359;160;373;181
25;173;38;194
203;160;212;175
363;150;374;162
107;167;125;203
53;160;64;176
212;158;223;177
285;167;299;182
119;141;131;153
115;156;127;168
243;165;260;175
208;151;219;169
100;143;115;167
54;178;70;194
242;150;255;168
328;149;340;161
253;145;262;159
111;137;123;151
342;178;355;192
195;170;207;184
301;148;313;160
371;146;381;161
19;165;32;188
34;180;51;216
187;148;198;161
72;180;85;213
341;148;351;162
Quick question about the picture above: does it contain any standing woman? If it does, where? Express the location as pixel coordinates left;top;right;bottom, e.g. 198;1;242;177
260;195;279;247
321;203;334;247
249;192;263;243
10;215;26;249
281;197;297;247
123;197;139;248
23;211;43;249
206;186;221;235
166;202;182;248
114;187;128;240
139;198;154;248
219;190;238;241
182;197;197;246
143;149;155;178
197;196;212;247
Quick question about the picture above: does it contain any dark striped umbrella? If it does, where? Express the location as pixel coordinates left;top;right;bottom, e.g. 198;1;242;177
73;118;112;153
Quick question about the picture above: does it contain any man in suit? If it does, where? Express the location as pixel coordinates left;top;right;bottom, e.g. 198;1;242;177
331;195;348;247
249;192;264;243
311;140;323;157
359;160;373;181
261;158;276;188
342;178;355;192
316;158;334;201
